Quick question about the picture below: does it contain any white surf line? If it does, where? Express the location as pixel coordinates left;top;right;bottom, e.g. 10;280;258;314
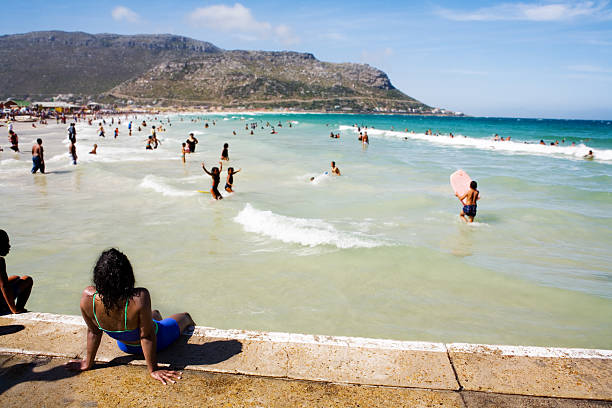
4;312;611;358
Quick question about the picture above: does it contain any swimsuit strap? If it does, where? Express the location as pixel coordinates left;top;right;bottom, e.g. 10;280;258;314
124;298;129;331
92;292;103;330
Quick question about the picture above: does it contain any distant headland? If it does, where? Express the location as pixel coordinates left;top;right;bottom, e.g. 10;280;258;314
0;31;462;116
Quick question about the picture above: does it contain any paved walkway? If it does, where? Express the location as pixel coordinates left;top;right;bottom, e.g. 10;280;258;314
1;313;610;407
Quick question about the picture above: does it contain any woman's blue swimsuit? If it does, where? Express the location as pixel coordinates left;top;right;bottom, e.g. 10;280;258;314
92;292;180;354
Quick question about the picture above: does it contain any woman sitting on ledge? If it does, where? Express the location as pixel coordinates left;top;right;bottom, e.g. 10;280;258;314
67;248;195;384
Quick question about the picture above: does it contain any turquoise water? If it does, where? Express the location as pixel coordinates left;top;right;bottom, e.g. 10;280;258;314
1;113;611;348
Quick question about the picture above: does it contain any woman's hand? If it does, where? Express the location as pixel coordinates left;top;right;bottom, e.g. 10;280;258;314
150;369;182;385
65;359;91;371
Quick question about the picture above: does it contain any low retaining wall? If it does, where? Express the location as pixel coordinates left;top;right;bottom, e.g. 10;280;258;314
1;312;610;400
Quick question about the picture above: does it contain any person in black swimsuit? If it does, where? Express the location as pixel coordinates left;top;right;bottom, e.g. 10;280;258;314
186;133;198;153
202;161;223;200
225;167;241;193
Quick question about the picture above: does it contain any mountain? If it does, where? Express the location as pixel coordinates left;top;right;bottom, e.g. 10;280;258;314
0;31;431;113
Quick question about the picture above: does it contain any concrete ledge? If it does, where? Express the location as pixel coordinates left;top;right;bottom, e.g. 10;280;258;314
448;343;612;400
1;312;611;401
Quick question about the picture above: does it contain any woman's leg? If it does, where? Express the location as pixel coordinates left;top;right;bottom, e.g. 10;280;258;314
7;275;33;310
168;313;195;333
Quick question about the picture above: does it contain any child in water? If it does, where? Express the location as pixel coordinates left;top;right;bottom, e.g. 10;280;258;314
221;143;229;161
202;161;223;200
225;167;241;193
457;180;480;223
181;143;187;163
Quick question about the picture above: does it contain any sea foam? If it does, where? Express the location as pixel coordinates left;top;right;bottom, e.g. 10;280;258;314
139;175;197;197
339;126;612;161
234;203;384;249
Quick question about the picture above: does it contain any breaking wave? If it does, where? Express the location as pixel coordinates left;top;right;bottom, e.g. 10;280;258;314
234;203;385;249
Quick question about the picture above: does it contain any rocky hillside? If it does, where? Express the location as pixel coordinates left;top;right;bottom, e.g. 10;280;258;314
0;31;220;98
0;31;429;112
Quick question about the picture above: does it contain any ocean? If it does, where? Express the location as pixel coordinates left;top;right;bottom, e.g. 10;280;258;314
1;113;611;349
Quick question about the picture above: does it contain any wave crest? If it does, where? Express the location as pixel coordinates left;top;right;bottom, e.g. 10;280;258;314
234;203;384;249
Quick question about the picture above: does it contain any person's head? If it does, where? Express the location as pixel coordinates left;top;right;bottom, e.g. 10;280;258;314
224;143;228;148
182;142;186;147
0;229;10;256
149;136;153;140
589;150;593;154
470;180;477;190
212;166;219;174
93;248;135;312
331;161;336;167
228;167;234;174
93;144;97;148
37;138;42;145
189;133;194;138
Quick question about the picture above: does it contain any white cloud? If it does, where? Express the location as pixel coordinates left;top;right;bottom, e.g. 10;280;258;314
111;6;140;23
188;3;299;46
436;1;611;22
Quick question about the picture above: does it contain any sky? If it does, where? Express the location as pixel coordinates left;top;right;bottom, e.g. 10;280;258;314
1;0;611;119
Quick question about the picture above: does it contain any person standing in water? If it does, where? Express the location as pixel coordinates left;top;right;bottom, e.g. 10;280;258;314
68;123;77;143
31;138;45;174
181;143;187;163
331;161;341;175
202;161;223;200
225;167;241;193
186;133;198;153
457;180;480;223
221;143;229;161
69;139;77;165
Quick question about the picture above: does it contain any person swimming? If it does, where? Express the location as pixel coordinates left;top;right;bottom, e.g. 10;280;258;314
225;167;241;193
584;150;594;160
66;248;194;384
202;161;223;200
457;180;480;223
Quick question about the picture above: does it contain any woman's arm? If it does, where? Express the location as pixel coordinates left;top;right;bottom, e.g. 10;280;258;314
138;289;182;385
66;289;103;371
201;162;211;176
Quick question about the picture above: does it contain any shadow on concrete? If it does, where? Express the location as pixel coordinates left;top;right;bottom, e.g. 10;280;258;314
0;325;25;336
0;356;80;395
104;338;244;371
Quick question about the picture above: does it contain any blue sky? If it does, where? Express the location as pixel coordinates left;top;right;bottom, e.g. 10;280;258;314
1;1;611;119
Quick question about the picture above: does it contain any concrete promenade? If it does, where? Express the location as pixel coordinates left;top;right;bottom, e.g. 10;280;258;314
0;312;610;407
